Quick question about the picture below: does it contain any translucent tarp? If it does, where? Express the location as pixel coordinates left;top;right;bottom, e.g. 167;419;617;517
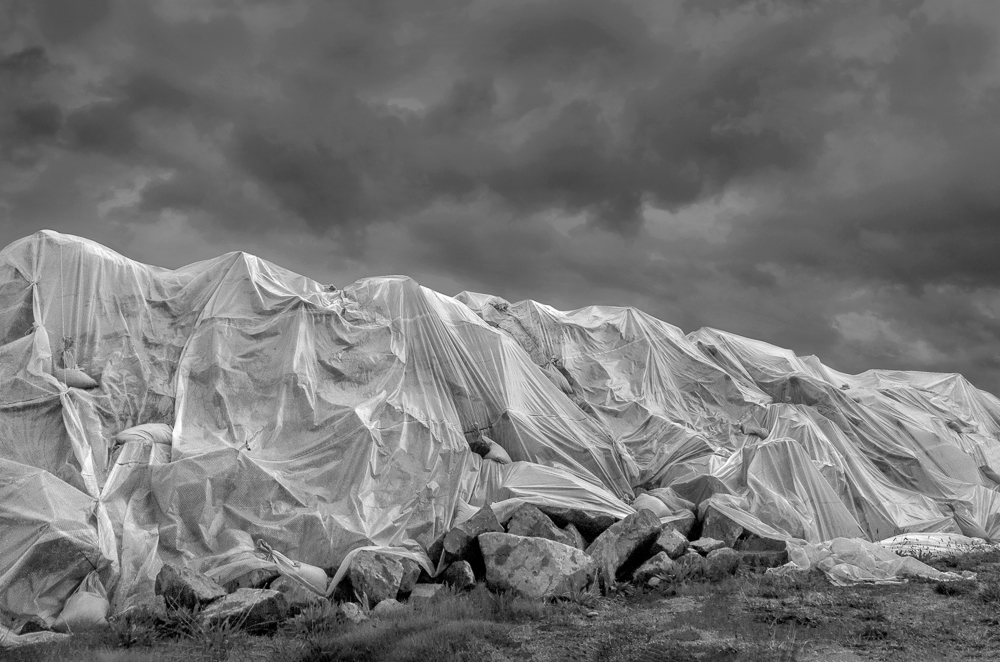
3;230;1000;619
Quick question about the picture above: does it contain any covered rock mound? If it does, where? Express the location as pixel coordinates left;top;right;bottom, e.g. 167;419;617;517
1;230;999;625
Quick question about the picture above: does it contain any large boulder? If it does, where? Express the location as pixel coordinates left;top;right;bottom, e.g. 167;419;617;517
348;551;403;606
270;576;329;616
479;532;594;599
441;504;503;571
442;560;476;590
737;550;789;570
505;504;575;547
199;588;288;632
700;508;744;548
585;509;662;587
155;563;227;610
651;526;689;560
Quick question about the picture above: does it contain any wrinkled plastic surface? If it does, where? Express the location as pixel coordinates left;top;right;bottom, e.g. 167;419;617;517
4;231;1000;619
776;537;971;585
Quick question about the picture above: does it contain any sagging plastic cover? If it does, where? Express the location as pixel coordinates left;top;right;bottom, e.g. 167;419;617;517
3;230;1000;619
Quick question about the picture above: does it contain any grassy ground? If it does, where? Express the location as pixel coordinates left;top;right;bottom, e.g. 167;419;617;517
6;549;1000;662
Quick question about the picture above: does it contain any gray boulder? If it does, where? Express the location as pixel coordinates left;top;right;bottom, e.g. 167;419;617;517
155;562;227;610
705;548;740;581
676;550;706;578
505;503;575;547
372;598;406;617
398;558;422;595
441;504;503;565
270;575;329;615
700;508;744;548
479;532;594;599
651;526;689;560
199;588;288;632
734;534;788;553
442;560;476;590
632;552;677;584
585;509;662;587
563;523;588;551
408;583;446;606
689;538;727;555
348;550;403;606
737;549;789;570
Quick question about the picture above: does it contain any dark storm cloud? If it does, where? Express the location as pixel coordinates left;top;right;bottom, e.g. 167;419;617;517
5;0;1000;392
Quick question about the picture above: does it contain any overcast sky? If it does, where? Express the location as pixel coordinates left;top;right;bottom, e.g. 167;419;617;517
3;0;1000;392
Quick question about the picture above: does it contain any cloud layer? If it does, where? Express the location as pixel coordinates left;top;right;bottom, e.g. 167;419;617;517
3;0;1000;392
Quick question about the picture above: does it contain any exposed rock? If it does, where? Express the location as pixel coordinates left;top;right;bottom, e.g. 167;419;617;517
651;526;689;560
223;567;280;593
270;575;329;615
199;588;288;632
563;523;588;551
666;512;696;538
398;558;422;596
408;583;447;606
348;551;403;606
338;602;368;624
442;560;476;590
734;534;788;553
155;562;227;610
701;508;744;548
479;532;594;599
676;550;706;578
585;509;662;587
689;538;726;556
442;504;503;569
539;506;617;540
737;550;789;570
705;548;740;581
632;552;677;584
647;576;661;587
505;503;575;547
372;598;406;617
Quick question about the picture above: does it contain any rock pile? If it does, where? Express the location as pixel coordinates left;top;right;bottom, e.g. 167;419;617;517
98;505;788;635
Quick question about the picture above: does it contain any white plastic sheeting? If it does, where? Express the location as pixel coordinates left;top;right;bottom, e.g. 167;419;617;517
3;231;1000;620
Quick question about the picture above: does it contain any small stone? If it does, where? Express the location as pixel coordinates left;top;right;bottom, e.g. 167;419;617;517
651;527;689;560
505;504;575;547
408;583;446;606
270;575;329;615
689;538;726;555
442;560;476;590
199;588;288;632
586;611;599;618
705;548;740;581
348;551;403;606
155;562;227;610
647;576;662;587
339;602;368;624
632;551;677;584
372;598;406;617
676;550;706;578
